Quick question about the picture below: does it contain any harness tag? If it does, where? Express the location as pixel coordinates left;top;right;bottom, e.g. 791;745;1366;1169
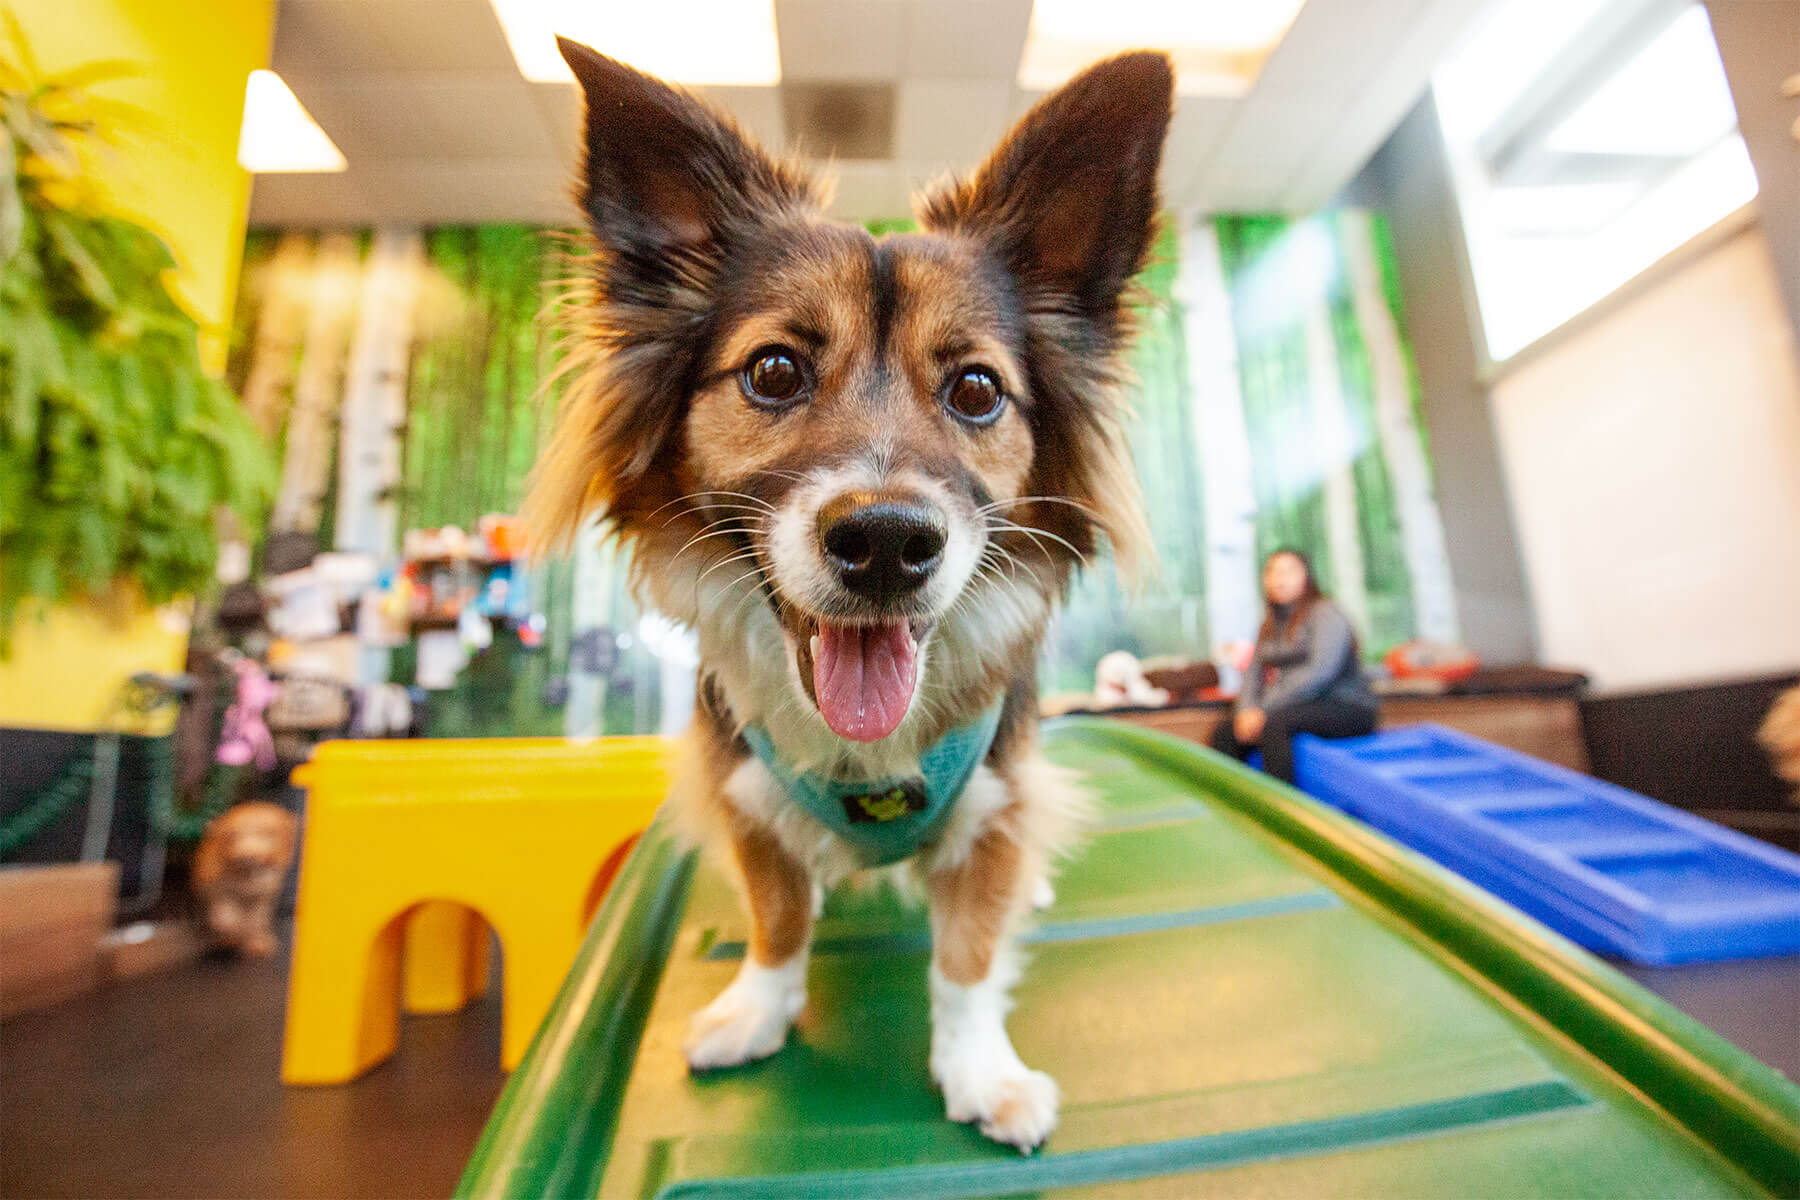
842;779;928;824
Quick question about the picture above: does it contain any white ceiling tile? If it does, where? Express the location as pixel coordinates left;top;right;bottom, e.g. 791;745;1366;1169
694;86;788;151
1250;0;1421;103
1280;0;1501;211
903;0;1031;79
278;82;408;162
272;0;389;74
273;0;517;75
366;159;574;224
893;80;1011;167
1206;97;1330;176
1005;86;1047;123
1189;169;1297;216
1160;96;1238;194
248;170;378;226
366;0;520;73
777;0;905;80
822;160;912;221
287;75;556;163
427;80;559;158
531;82;583;159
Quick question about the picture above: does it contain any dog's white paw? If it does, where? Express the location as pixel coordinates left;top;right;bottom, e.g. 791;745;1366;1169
1031;877;1055;911
929;961;1059;1153
684;959;806;1071
935;1049;1060;1152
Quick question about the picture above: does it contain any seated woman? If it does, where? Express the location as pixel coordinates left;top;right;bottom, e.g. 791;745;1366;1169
1210;549;1377;783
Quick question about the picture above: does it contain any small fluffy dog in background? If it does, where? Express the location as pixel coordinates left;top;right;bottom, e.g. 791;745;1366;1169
193;802;297;958
1759;685;1800;803
528;38;1171;1152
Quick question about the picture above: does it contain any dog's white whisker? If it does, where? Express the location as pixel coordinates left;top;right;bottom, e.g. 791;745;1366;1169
694;550;765;590
974;494;1102;522
671;524;759;564
648;489;776;527
987;518;1083;563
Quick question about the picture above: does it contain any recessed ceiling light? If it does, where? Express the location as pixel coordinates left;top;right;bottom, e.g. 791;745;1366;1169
1017;0;1309;96
238;70;346;173
489;0;781;86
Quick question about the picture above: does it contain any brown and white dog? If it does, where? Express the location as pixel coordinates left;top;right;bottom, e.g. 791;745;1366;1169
192;802;297;958
528;38;1171;1152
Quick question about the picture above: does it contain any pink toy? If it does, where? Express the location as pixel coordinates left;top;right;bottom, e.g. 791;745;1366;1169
217;657;278;770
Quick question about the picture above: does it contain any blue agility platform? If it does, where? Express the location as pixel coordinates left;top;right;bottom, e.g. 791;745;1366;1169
1294;724;1800;965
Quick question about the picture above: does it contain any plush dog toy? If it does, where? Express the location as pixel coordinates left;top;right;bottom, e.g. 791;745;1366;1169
1093;651;1171;708
193;802;298;957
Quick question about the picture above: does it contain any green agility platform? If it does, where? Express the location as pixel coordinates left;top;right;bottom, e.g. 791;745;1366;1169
458;720;1800;1199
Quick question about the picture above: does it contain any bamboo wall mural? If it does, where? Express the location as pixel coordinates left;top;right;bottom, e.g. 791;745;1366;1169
232;225;565;539
400;224;563;533
1040;209;1457;692
269;231;358;534
1176;221;1260;677
1340;208;1460;644
230;209;1457;726
335;228;423;557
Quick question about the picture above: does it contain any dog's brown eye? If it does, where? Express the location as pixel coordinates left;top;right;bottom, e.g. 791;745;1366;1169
946;367;1004;425
743;347;805;406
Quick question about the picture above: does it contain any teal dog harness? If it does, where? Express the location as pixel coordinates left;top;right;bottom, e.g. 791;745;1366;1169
741;704;1004;867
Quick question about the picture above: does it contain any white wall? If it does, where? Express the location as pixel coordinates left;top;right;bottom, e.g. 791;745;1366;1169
1491;221;1800;694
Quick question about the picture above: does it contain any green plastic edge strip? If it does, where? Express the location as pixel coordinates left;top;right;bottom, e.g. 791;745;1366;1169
653;1079;1591;1200
1052;718;1800;1198
457;820;699;1200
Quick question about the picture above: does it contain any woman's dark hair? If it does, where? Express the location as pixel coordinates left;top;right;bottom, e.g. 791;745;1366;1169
1257;547;1325;644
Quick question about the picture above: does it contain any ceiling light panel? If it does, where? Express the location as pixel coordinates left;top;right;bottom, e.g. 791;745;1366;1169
1018;0;1309;96
238;70;347;173
490;0;782;85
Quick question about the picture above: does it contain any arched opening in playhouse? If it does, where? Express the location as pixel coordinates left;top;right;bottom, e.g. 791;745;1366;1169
396;900;501;1021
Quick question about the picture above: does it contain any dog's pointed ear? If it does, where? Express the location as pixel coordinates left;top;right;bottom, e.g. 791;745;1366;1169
918;52;1173;316
558;36;816;257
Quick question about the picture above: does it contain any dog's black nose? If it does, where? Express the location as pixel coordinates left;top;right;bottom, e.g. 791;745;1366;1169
818;497;947;602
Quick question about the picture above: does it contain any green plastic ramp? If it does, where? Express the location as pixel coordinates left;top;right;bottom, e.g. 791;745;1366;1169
459;719;1800;1199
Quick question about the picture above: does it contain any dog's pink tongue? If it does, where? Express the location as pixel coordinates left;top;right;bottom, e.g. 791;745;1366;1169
813;621;916;742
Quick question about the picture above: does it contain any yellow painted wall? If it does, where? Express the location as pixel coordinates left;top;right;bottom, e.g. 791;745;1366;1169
3;0;272;730
0;598;191;734
10;0;275;369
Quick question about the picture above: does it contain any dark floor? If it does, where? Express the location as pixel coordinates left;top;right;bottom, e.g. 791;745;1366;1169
1;943;505;1200
1618;955;1800;1079
2;937;1796;1199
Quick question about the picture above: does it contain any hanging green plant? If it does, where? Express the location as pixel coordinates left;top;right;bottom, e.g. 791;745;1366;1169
0;20;275;649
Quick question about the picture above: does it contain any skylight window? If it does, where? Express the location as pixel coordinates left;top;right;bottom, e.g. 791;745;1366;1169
1434;0;1756;361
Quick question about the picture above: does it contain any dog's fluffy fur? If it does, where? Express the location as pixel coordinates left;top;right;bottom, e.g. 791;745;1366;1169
528;39;1172;1151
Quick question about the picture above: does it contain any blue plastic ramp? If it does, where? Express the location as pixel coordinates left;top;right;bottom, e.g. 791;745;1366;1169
1294;724;1800;965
